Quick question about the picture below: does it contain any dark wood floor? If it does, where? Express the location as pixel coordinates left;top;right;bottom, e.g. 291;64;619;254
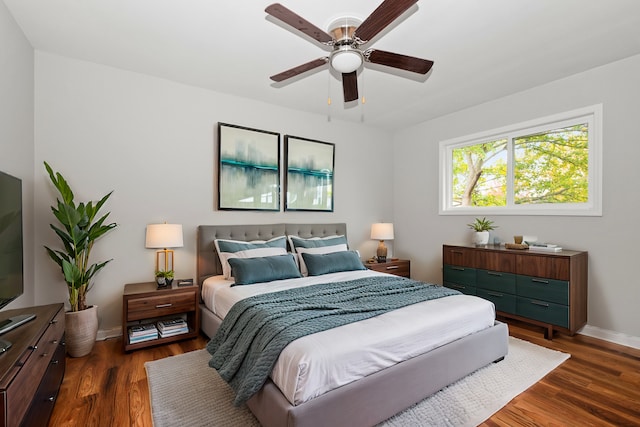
49;320;640;426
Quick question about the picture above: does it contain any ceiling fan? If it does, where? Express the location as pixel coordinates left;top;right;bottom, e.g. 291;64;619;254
265;0;434;103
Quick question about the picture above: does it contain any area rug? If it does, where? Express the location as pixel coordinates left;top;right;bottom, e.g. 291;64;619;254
145;337;569;427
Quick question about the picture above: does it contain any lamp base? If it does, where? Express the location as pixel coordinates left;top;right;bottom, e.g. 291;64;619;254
376;240;388;263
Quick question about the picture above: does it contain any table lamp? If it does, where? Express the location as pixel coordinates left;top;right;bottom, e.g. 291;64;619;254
145;223;184;274
371;223;394;263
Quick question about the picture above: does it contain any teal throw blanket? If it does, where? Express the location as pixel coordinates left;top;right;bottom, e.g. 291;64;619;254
207;276;460;405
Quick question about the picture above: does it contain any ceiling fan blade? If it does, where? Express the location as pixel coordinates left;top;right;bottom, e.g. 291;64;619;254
354;0;418;43
366;49;433;74
265;3;333;44
270;58;329;82
342;72;359;102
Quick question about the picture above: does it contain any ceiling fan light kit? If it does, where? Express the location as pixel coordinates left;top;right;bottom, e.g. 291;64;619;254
266;0;433;103
330;47;363;74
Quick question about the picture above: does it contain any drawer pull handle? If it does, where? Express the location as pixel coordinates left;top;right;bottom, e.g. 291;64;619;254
41;352;48;357
531;300;550;308
487;271;503;277
156;303;172;308
386;266;399;270
29;345;38;351
52;360;60;365
450;284;465;290
451;250;463;255
52;340;58;344
487;292;504;297
48;396;55;402
532;279;549;284
452;267;465;271
50;319;58;324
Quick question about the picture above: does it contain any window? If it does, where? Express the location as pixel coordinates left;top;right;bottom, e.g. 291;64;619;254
440;105;602;216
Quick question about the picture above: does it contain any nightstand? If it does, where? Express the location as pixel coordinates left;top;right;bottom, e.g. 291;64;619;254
366;259;411;278
122;281;200;352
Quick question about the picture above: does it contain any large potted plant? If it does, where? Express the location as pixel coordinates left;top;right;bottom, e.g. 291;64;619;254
44;162;117;357
467;217;497;245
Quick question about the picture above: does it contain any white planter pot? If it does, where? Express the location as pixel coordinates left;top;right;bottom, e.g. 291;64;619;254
473;231;490;245
65;305;98;357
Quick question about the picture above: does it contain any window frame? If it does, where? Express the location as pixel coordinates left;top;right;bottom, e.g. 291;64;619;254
439;104;602;216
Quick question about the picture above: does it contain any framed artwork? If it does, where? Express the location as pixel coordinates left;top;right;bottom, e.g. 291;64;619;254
217;123;280;211
284;135;335;212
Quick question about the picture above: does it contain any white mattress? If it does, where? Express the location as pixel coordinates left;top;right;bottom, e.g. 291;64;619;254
202;270;496;405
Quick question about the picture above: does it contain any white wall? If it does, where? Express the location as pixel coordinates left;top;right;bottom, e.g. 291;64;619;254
0;1;34;309
393;54;640;346
33;52;394;336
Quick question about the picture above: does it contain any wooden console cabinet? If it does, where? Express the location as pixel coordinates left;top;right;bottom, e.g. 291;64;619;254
0;304;65;427
443;244;587;338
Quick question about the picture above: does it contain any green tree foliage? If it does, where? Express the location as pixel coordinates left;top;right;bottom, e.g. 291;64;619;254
514;124;588;204
453;139;507;206
452;124;588;207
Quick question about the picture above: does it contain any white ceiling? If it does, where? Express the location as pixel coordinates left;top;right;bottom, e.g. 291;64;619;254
5;0;640;130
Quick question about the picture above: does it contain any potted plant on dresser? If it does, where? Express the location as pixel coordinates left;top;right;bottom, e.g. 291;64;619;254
467;217;497;245
44;162;118;357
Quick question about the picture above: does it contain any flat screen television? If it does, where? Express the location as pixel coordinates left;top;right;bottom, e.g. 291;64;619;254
0;170;33;351
0;170;23;310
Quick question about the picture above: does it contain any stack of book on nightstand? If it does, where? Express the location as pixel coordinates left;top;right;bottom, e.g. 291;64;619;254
157;318;189;338
128;323;158;344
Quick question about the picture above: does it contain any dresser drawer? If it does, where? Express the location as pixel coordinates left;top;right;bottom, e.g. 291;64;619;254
516;254;570;281
127;291;196;321
517;297;569;328
443;246;476;267
23;339;66;426
516;275;568;305
443;264;476;286
477;288;516;313
5;308;64;427
477;269;516;294
444;282;476;295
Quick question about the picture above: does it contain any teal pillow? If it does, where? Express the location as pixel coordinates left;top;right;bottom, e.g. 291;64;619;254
214;236;288;279
289;235;348;250
228;254;302;286
301;251;366;276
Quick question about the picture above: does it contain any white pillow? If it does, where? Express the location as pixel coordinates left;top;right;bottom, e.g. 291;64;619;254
214;236;287;279
288;235;349;276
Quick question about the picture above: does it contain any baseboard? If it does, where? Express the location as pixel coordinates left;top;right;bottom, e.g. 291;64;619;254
579;324;640;350
97;326;122;341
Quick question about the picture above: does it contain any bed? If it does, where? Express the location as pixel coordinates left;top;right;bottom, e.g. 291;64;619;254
197;223;509;427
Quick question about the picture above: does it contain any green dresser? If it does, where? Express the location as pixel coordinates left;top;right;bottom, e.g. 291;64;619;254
443;244;587;338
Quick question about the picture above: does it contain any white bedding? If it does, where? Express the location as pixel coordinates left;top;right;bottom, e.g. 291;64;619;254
202;270;496;405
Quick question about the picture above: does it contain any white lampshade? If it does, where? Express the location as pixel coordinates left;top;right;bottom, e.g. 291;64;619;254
145;224;183;249
371;223;394;241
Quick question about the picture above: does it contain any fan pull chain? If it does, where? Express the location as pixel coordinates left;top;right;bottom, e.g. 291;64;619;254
327;71;332;122
360;72;366;122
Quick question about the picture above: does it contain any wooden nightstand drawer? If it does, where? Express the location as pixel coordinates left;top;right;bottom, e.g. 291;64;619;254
366;259;410;278
127;292;196;321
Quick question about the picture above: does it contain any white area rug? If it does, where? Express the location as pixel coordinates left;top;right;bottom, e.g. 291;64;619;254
145;337;569;427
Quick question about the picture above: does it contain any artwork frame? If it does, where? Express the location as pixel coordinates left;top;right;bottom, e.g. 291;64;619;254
284;135;335;212
217;123;280;211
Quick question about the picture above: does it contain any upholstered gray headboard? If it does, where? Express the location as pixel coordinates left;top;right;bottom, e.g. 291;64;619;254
196;223;347;287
